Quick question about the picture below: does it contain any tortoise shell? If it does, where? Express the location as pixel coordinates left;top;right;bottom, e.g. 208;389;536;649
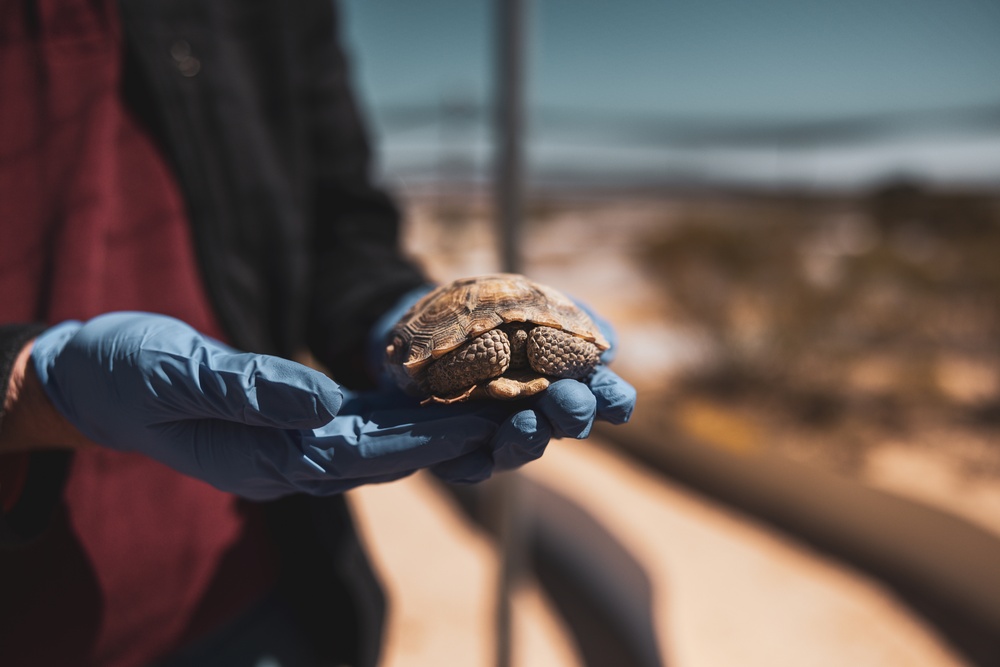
385;273;610;402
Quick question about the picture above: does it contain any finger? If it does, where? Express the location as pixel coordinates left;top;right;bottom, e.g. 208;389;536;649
158;419;427;498
492;409;553;470
241;355;344;428
301;412;498;479
533;379;597;439
430;449;495;484
169;347;344;429
588;366;637;425
431;405;554;481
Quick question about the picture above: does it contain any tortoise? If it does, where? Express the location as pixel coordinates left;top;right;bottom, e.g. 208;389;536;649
386;273;610;403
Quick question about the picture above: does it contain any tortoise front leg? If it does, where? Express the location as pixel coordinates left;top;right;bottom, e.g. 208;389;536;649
425;329;511;397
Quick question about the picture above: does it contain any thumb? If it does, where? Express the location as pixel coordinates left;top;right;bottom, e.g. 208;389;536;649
191;350;344;429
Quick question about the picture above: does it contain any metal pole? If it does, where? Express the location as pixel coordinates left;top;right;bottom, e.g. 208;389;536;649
492;1;529;666
495;0;527;276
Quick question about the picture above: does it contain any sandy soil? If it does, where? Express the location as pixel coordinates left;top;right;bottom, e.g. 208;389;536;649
349;436;969;666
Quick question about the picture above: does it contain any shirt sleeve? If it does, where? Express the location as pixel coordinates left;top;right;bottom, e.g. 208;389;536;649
0;324;71;547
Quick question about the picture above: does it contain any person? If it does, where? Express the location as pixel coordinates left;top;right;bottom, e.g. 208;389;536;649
0;1;636;666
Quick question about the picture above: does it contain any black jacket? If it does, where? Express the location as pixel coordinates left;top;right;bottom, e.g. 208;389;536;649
120;0;426;375
0;1;427;664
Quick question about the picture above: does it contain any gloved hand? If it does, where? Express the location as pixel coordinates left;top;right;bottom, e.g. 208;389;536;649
365;286;637;484
29;312;548;500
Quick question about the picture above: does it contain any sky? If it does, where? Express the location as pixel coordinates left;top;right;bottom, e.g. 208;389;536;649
340;0;1000;188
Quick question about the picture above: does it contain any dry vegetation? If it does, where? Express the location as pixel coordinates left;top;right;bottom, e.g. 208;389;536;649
638;181;1000;477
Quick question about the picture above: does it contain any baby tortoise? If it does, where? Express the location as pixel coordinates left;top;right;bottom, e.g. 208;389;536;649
386;273;610;403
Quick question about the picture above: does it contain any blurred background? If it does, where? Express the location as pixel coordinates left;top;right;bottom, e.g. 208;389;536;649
337;1;1000;665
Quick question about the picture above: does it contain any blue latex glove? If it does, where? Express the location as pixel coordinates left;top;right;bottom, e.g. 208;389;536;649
30;312;544;500
366;286;637;484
